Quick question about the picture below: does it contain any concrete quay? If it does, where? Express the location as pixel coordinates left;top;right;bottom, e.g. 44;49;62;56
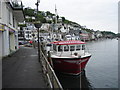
2;46;47;88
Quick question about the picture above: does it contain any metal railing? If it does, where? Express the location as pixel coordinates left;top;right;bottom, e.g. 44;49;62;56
40;46;63;89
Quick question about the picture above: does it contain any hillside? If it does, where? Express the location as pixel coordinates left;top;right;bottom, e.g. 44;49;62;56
22;7;116;36
24;7;80;25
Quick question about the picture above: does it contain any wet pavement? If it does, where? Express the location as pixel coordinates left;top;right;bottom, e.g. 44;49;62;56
2;46;47;88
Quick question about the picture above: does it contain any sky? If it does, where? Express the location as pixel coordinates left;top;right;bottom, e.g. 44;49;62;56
21;0;119;33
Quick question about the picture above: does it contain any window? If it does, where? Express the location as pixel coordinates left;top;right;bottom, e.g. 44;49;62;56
8;9;11;24
53;44;57;51
76;45;81;51
70;46;75;51
26;31;29;34
58;45;63;52
13;16;15;27
64;45;69;51
26;35;28;38
82;45;85;50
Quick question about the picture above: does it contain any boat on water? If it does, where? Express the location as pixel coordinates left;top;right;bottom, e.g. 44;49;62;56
47;40;91;75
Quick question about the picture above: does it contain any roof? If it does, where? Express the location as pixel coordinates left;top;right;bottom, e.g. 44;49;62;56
51;40;85;45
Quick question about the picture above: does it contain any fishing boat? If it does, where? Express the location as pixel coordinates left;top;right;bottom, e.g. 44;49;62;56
47;40;91;75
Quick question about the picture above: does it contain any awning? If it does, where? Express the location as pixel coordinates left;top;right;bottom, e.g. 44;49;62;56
0;24;15;33
9;28;15;33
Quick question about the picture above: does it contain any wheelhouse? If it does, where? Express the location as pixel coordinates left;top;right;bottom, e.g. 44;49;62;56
52;44;86;52
50;40;86;56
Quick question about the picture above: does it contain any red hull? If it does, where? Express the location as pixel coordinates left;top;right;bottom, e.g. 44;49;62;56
51;56;91;75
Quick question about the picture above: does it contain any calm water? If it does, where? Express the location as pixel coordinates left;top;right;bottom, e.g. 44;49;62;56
56;39;118;89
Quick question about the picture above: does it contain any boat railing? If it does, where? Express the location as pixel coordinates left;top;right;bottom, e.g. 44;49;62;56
40;44;63;89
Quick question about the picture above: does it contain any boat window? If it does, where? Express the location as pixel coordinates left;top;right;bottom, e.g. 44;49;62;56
70;46;75;51
53;44;57;51
58;45;63;52
76;45;81;51
64;45;69;51
82;45;85;50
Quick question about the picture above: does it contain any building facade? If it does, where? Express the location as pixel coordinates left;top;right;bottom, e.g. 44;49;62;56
0;0;24;58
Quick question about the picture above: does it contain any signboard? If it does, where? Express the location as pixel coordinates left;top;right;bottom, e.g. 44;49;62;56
0;24;4;31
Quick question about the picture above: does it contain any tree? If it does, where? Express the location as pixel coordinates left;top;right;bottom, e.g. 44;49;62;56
57;15;59;20
61;17;65;22
24;8;35;16
47;20;52;24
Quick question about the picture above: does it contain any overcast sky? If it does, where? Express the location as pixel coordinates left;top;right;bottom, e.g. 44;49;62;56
22;0;119;33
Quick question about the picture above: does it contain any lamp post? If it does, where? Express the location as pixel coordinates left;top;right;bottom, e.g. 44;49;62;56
35;0;41;62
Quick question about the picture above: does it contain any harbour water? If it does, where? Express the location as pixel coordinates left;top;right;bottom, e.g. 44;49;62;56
56;38;118;89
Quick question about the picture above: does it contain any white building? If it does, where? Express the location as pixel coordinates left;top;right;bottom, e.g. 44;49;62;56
95;30;103;38
40;23;50;31
0;0;24;58
23;25;37;40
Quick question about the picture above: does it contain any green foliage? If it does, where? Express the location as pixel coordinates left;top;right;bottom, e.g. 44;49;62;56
116;33;120;37
101;31;116;35
46;11;55;16
24;8;47;23
47;20;52;24
61;17;65;22
101;31;116;37
64;19;71;24
24;8;35;16
18;24;26;27
40;30;48;33
52;19;55;24
57;15;59;20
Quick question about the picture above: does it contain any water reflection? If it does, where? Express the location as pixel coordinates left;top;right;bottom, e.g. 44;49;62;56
55;70;93;90
80;70;93;90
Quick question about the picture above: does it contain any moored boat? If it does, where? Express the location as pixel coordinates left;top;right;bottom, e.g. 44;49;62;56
47;40;91;75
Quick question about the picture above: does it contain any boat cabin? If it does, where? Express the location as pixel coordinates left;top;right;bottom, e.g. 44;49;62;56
50;40;86;57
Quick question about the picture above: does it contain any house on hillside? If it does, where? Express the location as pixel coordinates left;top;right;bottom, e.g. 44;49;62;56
23;24;37;40
18;22;36;40
89;32;96;40
60;24;70;33
40;23;50;31
80;30;90;41
0;1;24;58
95;30;103;39
69;29;81;40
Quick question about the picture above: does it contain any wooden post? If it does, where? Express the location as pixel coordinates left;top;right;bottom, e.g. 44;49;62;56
48;51;53;68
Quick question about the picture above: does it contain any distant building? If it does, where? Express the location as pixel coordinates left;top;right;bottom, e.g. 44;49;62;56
95;30;103;38
80;30;89;41
22;23;37;40
19;23;52;41
40;23;50;31
0;1;24;58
